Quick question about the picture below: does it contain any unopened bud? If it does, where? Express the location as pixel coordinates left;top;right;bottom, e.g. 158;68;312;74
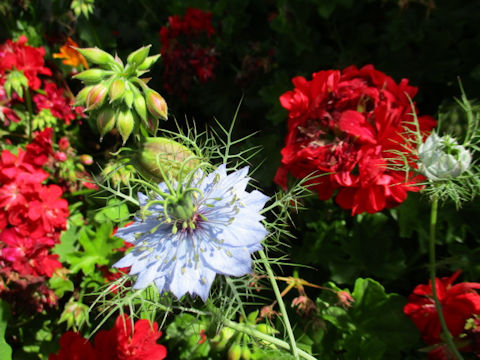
96;108;116;139
76;47;115;66
75;85;93;106
123;88;134;108
418;132;472;181
133;92;148;122
127;45;151;66
137;54;161;71
109;78;126;102
86;83;108;110
73;68;110;83
55;151;67;162
116;109;135;144
4;69;28;98
58;137;70;150
241;346;251;360
79;154;94;165
228;344;242;360
146;89;168;120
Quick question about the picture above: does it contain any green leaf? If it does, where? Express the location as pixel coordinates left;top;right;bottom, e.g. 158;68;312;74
350;278;419;355
94;198;130;223
66;221;123;274
0;301;12;360
49;273;74;298
53;213;84;262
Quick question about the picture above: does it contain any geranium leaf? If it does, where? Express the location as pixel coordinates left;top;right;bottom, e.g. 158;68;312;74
0;301;12;360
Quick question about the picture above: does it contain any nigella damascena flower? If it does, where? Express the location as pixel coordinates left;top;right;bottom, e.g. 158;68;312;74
418;132;472;181
113;164;269;301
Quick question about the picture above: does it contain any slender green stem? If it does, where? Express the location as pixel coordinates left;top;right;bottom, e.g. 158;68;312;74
24;88;34;140
223;319;317;360
258;249;300;359
429;196;464;360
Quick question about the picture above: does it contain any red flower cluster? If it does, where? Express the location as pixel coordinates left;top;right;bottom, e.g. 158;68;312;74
49;314;167;360
34;81;83;125
159;8;217;97
0;128;69;312
0;35;52;90
0;36;82;126
404;271;480;358
275;65;436;215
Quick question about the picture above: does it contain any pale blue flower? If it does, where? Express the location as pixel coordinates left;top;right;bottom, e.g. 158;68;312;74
114;164;269;301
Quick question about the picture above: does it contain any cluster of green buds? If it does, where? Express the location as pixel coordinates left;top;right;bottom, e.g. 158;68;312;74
418;132;472;181
71;0;95;19
74;45;168;144
3;68;28;98
58;298;89;331
212;311;277;360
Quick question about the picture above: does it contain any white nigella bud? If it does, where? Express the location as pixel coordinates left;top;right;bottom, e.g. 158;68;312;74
418;132;472;181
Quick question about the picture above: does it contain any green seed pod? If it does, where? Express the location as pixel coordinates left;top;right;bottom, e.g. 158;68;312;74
76;47;116;66
127;45;151;67
86;83;108;110
73;69;111;83
137;54;161;71
109;78;126;102
116;108;135;144
146;89;168;120
96;108;116;139
134;137;199;183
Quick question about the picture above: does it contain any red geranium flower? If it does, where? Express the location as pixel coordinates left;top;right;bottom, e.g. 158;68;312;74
49;315;167;360
275;65;436;215
0;35;52;90
33;82;80;124
159;8;217;98
49;332;98;360
404;271;480;345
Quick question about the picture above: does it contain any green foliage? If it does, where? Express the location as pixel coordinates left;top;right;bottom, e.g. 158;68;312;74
316;278;419;359
0;301;12;360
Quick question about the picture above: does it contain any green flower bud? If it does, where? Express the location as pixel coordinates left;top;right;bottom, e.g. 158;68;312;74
241;346;252;360
228;344;242;360
96;108;116;139
58;299;89;331
86;83;108;110
134;137;199;182
116;108;135;144
73;68;111;83
146;89;168;120
127;45;151;67
418;132;472;181
256;323;277;335
4;69;28;98
75;85;94;106
133;91;148;122
109;78;126;102
76;47;116;66
123;88;134;108
137;54;161;71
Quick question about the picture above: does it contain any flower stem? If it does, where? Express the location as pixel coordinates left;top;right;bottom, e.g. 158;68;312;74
258;249;300;360
429;196;464;360
24;87;34;140
223;319;317;360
